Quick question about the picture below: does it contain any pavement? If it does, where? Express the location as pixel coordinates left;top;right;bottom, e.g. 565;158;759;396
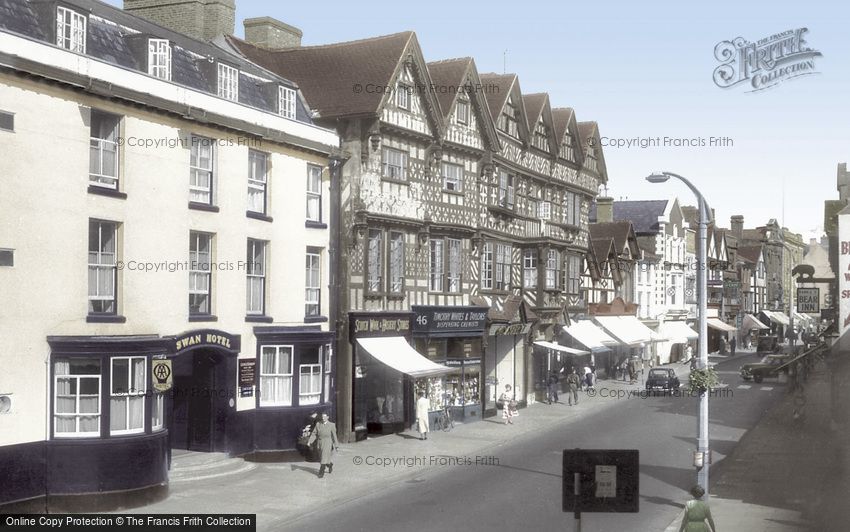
664;346;850;532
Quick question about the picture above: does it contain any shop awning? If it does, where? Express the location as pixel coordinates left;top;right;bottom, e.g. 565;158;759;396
792;312;813;327
562;321;617;352
533;341;589;355
763;310;790;326
356;337;455;377
707;318;737;332
743;313;770;330
659;320;698;344
595;316;652;346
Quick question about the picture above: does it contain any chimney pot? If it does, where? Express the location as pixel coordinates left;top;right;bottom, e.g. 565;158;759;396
244;17;303;49
596;196;614;224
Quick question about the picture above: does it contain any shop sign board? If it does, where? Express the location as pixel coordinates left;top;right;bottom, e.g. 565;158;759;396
349;312;413;338
797;288;820;313
239;359;256;397
412;306;488;334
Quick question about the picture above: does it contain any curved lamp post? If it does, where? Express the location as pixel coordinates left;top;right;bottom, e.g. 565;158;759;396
646;171;713;499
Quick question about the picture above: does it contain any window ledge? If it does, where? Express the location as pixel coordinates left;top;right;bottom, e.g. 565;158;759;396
87;185;127;199
247;211;273;223
442;189;464;196
86;314;126;323
387;293;406;301
188;202;219;213
305;220;328;229
380;177;410;186
364;292;386;299
480;290;511;297
304;315;328;323
189;314;218;322
246;315;274;323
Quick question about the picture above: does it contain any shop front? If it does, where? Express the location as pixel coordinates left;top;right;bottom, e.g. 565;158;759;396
484;322;532;417
657;320;699;364
411;306;488;424
593;315;659;378
707;317;738;353
531;340;590;401
350;312;453;437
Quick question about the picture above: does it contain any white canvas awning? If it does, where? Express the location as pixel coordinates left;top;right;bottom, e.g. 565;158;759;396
743;313;769;330
707;318;737;332
659;320;698;344
356;337;454;377
563;321;617;352
595;316;652;346
533;341;589;355
763;310;790;326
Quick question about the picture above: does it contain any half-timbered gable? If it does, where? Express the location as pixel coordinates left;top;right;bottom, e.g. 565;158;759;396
552;107;584;168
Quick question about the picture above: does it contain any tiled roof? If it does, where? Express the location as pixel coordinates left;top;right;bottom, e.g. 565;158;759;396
737;245;763;263
228;31;414;119
589;221;633;256
426;57;472;120
523;93;547;130
0;0;44;39
590;235;615;264
636;235;660;260
589;200;669;234
478;72;516;122
552;107;575;143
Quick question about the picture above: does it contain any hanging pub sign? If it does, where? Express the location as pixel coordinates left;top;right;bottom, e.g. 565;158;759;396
238;359;256;397
152;359;173;392
411;306;488;335
797;288;820;313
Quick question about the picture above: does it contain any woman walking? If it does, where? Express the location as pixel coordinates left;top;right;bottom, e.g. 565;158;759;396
678;485;716;531
499;384;516;425
308;412;339;478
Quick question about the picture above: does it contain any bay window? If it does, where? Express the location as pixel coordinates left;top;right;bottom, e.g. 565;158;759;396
54;358;100;437
299;347;321;406
260;345;292;406
110;357;146;435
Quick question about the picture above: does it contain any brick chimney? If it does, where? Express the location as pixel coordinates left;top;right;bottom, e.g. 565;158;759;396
596;196;614;223
124;0;235;41
244;17;302;49
731;215;744;240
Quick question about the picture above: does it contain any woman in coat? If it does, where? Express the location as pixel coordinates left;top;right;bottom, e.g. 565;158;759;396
678;485;716;531
309;412;339;478
415;392;430;440
499;384;515;425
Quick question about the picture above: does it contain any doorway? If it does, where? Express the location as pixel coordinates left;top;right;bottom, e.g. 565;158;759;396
170;349;234;452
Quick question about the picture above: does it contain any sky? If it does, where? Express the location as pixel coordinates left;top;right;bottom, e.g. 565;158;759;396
108;0;850;240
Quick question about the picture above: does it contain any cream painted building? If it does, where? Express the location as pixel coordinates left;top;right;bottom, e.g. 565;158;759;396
0;0;341;508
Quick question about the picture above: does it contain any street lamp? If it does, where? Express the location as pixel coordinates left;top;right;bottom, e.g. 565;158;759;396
645;171;713;500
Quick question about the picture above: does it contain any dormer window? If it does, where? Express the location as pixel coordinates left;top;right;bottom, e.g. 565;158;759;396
56;6;86;53
279;86;296;119
396;83;411;110
532;120;549;151
560;133;574;160
148;39;171;80
217;63;239;101
585;143;598;171
498;98;519;138
455;100;470;125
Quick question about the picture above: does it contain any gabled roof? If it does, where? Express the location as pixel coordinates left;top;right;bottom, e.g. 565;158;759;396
478;72;515;122
577;121;608;182
552;107;584;166
589;200;669;234
523;93;547;130
228;31;418;120
589;221;638;258
737;245;764;264
637;235;660;261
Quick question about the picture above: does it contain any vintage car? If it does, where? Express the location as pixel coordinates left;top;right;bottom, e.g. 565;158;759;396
740;354;792;383
645;368;681;393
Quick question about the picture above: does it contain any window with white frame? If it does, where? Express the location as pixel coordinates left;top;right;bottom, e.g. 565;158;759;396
299;347;322;406
442;162;463;192
260;345;292;406
396;83;410;109
523;249;537;288
56;7;85;53
367;229;383;292
381;147;408;180
532;120;549;151
566;254;581;295
148;39;171;80
447;238;461;293
455;100;470;125
560;133;574;160
429;239;444;292
306;164;322;222
389;231;404;293
217;63;239;101
189;136;214;204
563;191;581;226
246;239;266;315
306;249;321;317
323;346;332;403
278;86;296;119
89;110;120;189
546;249;561;290
189;232;211;315
481;242;494;290
110;357;145;435
495;243;512;291
88;220;117;314
498;170;515;209
248;150;268;214
539;201;551;220
54;358;100;437
498;97;519;138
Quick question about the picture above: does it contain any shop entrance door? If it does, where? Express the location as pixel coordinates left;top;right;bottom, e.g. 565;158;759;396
170;349;232;452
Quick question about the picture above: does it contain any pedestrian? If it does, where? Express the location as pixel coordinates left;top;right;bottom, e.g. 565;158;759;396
500;384;516;425
308;412;339;478
730;336;736;356
678;485;716;532
582;364;592;391
685;344;694;364
566;368;581;406
547;372;560;404
588;365;596;391
415;391;430;440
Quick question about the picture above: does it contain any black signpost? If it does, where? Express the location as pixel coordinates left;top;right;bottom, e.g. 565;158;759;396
563;449;639;530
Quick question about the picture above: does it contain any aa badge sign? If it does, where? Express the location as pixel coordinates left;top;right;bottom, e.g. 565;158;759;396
152;359;173;392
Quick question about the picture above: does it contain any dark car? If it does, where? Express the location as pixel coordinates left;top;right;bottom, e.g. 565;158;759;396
740;354;792;383
645;368;680;393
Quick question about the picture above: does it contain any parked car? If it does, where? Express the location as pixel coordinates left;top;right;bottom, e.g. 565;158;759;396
645;368;681;394
740;354;792;383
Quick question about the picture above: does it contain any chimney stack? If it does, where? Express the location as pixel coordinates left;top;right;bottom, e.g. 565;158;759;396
124;0;235;42
596;196;614;224
244;17;303;49
731;215;744;240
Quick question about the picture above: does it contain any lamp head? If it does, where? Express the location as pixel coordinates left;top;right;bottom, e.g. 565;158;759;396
646;172;670;183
